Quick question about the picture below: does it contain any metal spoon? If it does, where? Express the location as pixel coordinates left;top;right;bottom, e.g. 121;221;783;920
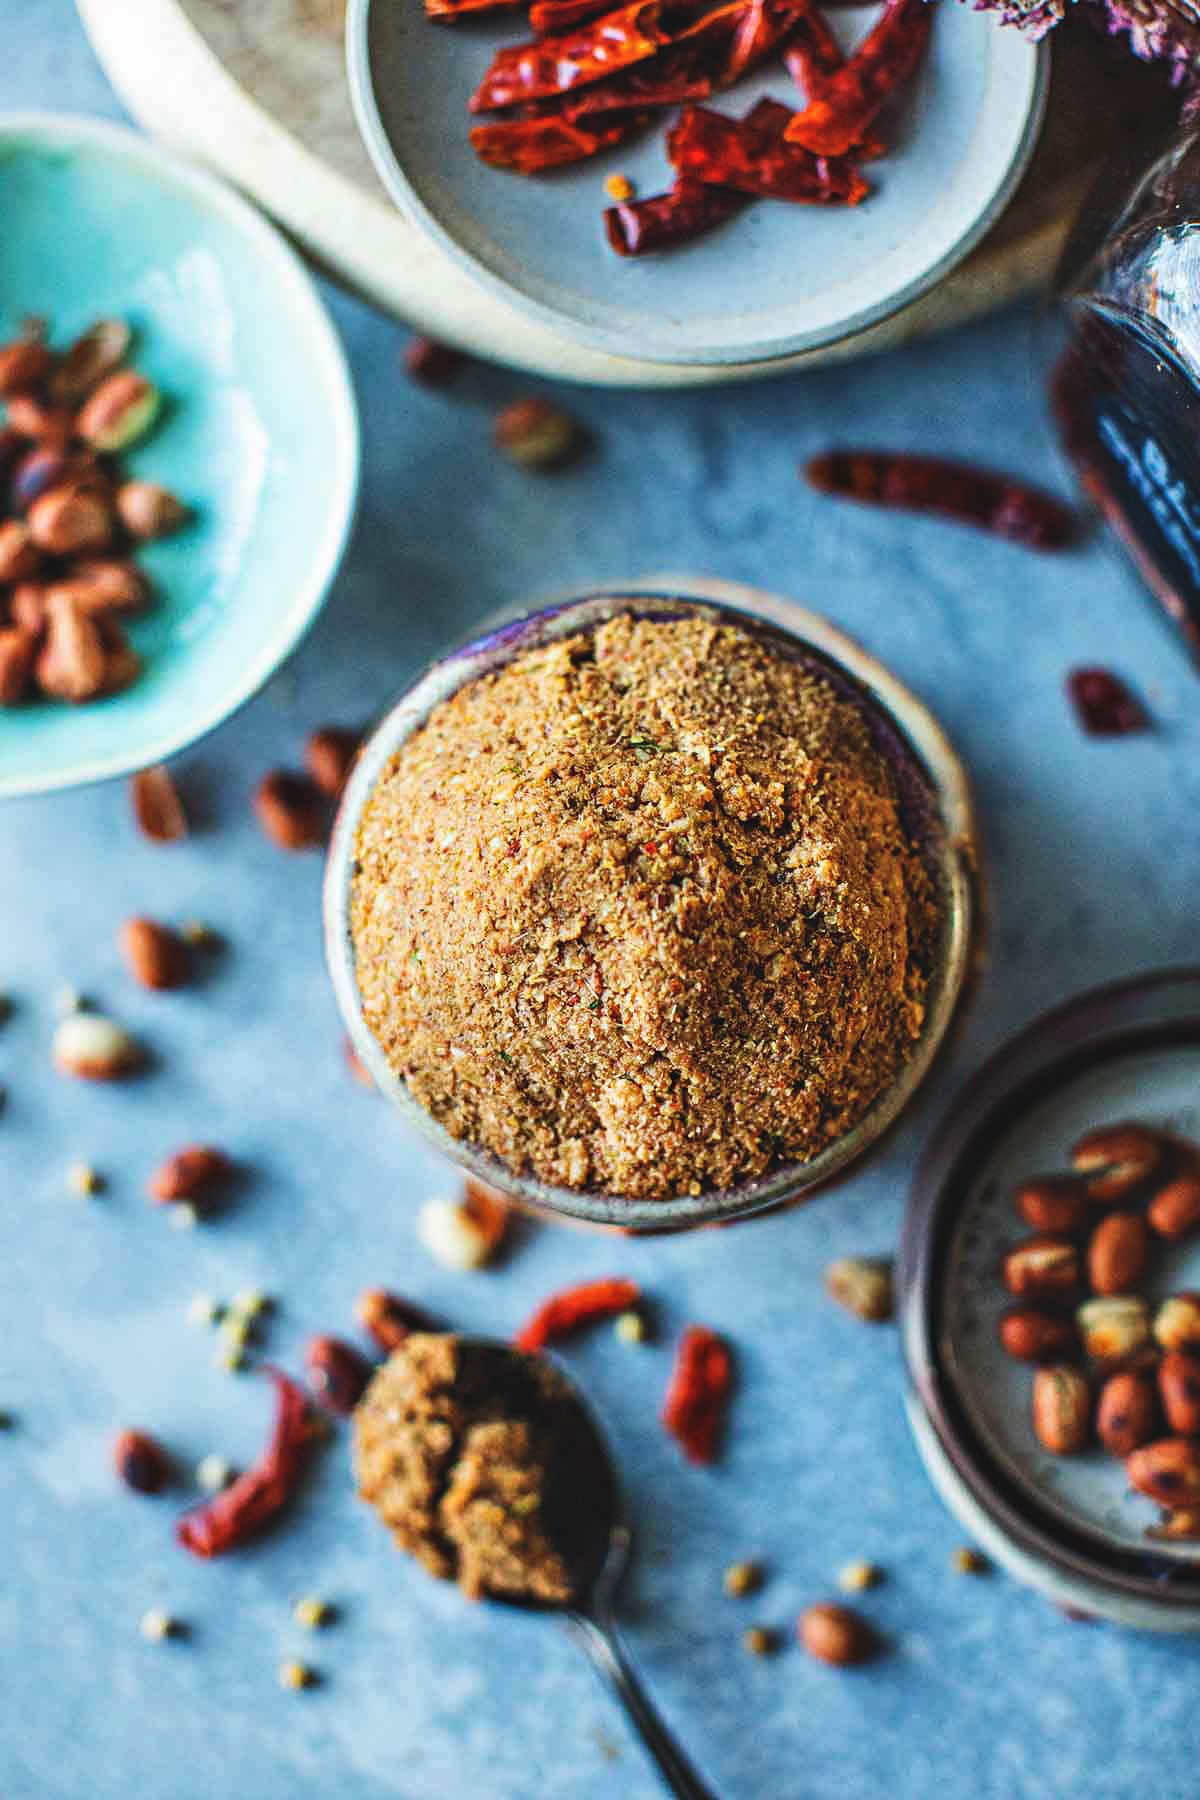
454;1338;716;1800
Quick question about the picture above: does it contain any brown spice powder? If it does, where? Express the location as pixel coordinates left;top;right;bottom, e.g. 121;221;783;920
351;611;938;1201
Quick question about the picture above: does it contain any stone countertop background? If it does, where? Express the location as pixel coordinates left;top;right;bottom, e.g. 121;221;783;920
4;5;1200;1797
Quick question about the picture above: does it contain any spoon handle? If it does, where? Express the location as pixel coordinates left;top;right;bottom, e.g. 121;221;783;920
565;1608;717;1800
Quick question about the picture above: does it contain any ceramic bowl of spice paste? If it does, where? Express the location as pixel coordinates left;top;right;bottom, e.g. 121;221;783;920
325;576;980;1232
900;968;1200;1630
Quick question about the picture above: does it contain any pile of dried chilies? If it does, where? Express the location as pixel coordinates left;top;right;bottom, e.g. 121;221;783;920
428;0;935;255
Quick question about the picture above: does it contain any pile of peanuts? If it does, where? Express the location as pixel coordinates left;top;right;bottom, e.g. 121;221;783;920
999;1121;1200;1540
0;318;187;708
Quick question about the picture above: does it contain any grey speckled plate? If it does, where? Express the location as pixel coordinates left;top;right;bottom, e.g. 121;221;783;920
347;0;1047;366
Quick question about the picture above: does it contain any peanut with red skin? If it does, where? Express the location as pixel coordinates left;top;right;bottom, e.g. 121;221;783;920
76;370;161;451
1002;1236;1079;1299
0;629;35;705
1096;1369;1158;1457
798;1604;876;1666
62;559;151;615
999;1307;1079;1364
1070;1121;1165;1202
116;480;188;540
113;1429;171;1494
494;397;582;470
34;592;108;701
1158;1351;1200;1436
1126;1438;1200;1508
120;918;191;991
27;484;113;557
254;770;326;850
306;725;360;799
1032;1365;1092;1455
95;619;141;697
305;1336;373;1415
0;337;52;397
50;319;131;405
130;765;187;842
1148;1173;1200;1241
148;1146;233;1204
9;583;47;636
1087;1211;1149;1296
1013;1174;1091;1234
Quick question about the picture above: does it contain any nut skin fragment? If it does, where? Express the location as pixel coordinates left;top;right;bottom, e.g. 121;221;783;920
1031;1365;1091;1456
825;1257;894;1321
254;770;326;851
120;918;191;991
1126;1438;1200;1508
1148;1173;1200;1240
998;1306;1079;1364
130;765;187;842
1087;1211;1149;1297
1158;1351;1200;1436
798;1603;876;1666
53;1012;142;1080
1096;1369;1158;1457
148;1146;233;1204
1070;1121;1165;1202
114;1429;171;1494
306;725;360;798
1002;1236;1079;1300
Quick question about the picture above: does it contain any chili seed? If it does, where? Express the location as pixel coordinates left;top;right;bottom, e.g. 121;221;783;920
140;1608;178;1642
293;1597;332;1630
837;1561;882;1593
67;1161;102;1196
195;1454;234;1493
951;1547;989;1575
614;1310;646;1344
279;1660;316;1690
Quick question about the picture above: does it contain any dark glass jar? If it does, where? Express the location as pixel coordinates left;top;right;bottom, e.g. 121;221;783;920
1053;120;1200;662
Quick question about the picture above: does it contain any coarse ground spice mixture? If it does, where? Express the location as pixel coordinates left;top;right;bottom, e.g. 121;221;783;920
354;1335;613;1604
351;610;939;1201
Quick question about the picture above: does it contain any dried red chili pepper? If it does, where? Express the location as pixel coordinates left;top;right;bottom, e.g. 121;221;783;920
1066;668;1151;736
514;1277;640;1351
176;1368;312;1558
782;2;844;93
662;1325;731;1464
605;176;748;254
783;0;931;156
721;0;810;83
566;44;717;118
470;0;746;113
427;0;521;13
669;102;869;204
805;451;1077;549
530;0;616;28
471;111;649;172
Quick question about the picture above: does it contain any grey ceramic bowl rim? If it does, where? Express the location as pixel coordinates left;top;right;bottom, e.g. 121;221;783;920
898;966;1200;1624
323;576;978;1232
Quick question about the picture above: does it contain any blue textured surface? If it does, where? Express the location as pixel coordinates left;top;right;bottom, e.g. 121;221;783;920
4;7;1200;1799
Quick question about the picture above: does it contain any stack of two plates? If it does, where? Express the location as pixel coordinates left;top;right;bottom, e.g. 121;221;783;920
346;0;1048;368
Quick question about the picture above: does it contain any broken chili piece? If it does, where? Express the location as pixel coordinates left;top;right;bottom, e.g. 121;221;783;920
669;102;869;204
605;174;748;252
176;1368;313;1558
1066;668;1151;737
662;1325;732;1464
530;0;619;28
427;0;523;15
471;110;650;172
805;451;1077;549
514;1277;640;1352
783;3;845;93
783;0;931;156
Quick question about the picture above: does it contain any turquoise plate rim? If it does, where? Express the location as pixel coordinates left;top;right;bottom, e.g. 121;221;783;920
0;112;360;800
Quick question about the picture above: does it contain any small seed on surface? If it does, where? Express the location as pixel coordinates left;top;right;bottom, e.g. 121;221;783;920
180;920;220;949
279;1660;316;1691
140;1608;179;1643
293;1597;333;1630
825;1256;894;1322
186;1294;221;1329
493;397;583;471
229;1287;270;1321
951;1547;988;1575
742;1627;779;1657
614;1310;645;1344
169;1203;199;1231
53;1012;141;1080
67;1161;102;1197
723;1561;763;1597
195;1454;234;1493
798;1603;876;1666
837;1561;882;1593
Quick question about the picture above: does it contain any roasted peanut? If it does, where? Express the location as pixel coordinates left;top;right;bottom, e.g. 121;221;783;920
494;397;582;470
254;770;326;851
1159;1351;1200;1436
148;1146;233;1205
999;1306;1079;1364
798;1603;877;1667
53;1012;142;1079
1077;1295;1151;1363
1125;1438;1200;1508
1096;1369;1158;1457
5;394;73;444
120;918;191;991
27;483;113;557
9;583;47;636
62;558;150;614
1031;1365;1091;1455
1148;1172;1200;1241
76;370;161;451
116;480;188;540
1002;1236;1079;1299
1070;1121;1165;1202
34;591;108;701
50;319;131;404
1154;1292;1200;1353
113;1428;171;1494
305;1335;373;1415
305;725;360;799
11;444;71;508
1087;1211;1149;1296
1012;1174;1091;1235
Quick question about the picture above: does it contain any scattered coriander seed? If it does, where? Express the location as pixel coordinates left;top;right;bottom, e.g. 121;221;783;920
140;1608;178;1643
181;920;219;948
724;1561;764;1598
951;1547;989;1576
168;1202;198;1230
279;1659;315;1690
742;1627;779;1657
187;1293;221;1329
614;1310;645;1345
605;173;634;202
293;1596;332;1630
838;1561;883;1593
67;1161;103;1197
195;1454;233;1493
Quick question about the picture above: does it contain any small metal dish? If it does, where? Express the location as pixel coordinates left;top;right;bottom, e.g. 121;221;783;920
324;575;980;1233
900;967;1200;1631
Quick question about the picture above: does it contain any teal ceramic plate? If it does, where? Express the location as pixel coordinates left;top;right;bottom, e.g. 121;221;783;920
0;115;359;798
348;0;1047;367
